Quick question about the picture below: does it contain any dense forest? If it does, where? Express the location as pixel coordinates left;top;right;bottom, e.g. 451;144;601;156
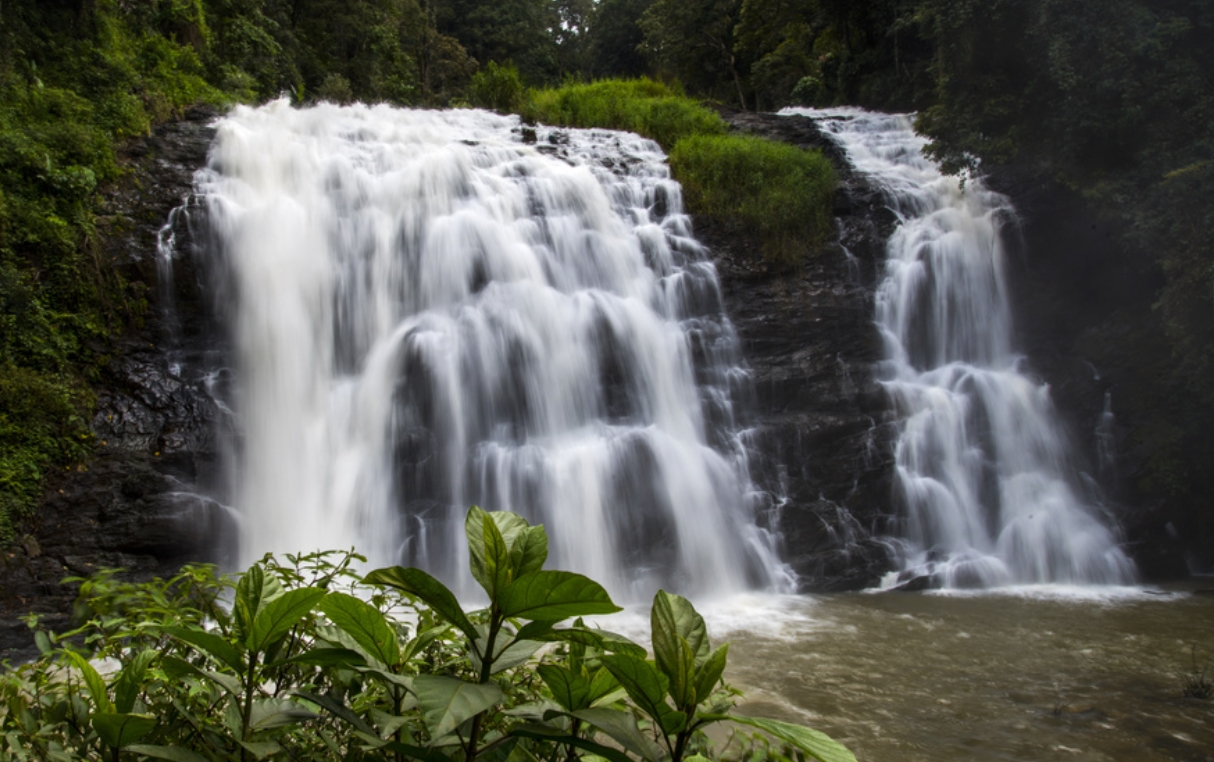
1;0;1211;555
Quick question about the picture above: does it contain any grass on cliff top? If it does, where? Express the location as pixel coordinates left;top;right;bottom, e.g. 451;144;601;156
525;78;727;150
524;78;836;268
669;134;836;267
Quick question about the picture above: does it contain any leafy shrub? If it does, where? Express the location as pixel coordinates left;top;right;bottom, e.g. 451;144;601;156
526;79;726;150
0;507;855;762
469;61;527;114
669;134;835;266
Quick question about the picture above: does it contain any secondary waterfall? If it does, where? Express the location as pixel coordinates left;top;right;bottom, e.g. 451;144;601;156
195;100;788;598
786;107;1135;587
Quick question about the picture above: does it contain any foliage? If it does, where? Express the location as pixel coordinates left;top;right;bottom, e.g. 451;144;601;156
469;61;526;114
669;135;835;266
638;0;748;108
526;79;726;150
0;507;855;762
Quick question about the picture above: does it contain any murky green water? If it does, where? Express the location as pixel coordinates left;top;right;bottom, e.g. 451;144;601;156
707;587;1214;762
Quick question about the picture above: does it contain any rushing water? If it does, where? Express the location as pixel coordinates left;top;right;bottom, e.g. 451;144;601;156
714;587;1214;762
195;100;788;598
783;108;1135;589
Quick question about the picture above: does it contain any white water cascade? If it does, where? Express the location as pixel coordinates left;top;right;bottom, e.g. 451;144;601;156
195;100;789;599
786;107;1135;588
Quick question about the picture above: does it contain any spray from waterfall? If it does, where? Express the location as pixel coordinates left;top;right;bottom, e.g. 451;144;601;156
785;107;1135;588
195;100;791;599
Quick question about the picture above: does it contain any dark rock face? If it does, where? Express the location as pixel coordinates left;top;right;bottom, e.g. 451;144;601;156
984;170;1198;580
0;108;221;662
709;111;900;592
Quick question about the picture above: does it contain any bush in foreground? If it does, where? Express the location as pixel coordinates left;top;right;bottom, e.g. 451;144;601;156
669;135;835;267
0;507;854;762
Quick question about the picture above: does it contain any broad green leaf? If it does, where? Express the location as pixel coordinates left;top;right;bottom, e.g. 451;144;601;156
571;707;666;762
162;626;244;672
413;674;504;740
587;667;622;705
34;630;51;655
246;587;326;653
467;506;512;598
238;740;282;759
513;619;557;642
694;644;729;705
401;622;454;663
510;724;634;762
125;744;210;762
161;656;242;698
65;651;112;714
509;525;548;577
469;627;543;675
537;665;590;711
664;636;697;710
267;646;367;669
319;592;401;666
651;590;710;672
234;565;283;643
114;650;158;714
92;713;156;749
700;715;856;762
600;654;684;735
248;698;319;731
530;626;647;658
498;571;622;621
295;691;376;736
364;566;479;644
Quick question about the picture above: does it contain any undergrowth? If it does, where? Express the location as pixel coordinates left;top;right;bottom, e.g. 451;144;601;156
0;507;856;762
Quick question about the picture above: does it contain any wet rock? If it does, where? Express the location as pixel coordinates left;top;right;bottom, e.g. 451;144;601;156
1;108;221;662
706;110;899;592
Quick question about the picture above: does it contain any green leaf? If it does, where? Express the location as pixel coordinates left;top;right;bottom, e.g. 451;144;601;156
651;590;710;671
498;571;622;621
295;691;376;736
114;650;157;714
267;647;367;669
91;712;157;749
65;651;112;713
467;505;512;598
470;628;543;675
509;525;549;577
693;644;728;705
587;666;622;705
413;674;504;741
234;565;283;643
364;566;479;644
125;744;210;762
401;622;454;663
161;656;243;698
238;740;282;759
537;665;590;711
571;707;666;762
162;625;245;672
248;698;319;731
600;654;683;735
246;587;326;653
319;592;401;666
510;724;634;762
699;715;856;762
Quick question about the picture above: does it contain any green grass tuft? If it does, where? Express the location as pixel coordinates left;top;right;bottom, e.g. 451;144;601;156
668;134;835;266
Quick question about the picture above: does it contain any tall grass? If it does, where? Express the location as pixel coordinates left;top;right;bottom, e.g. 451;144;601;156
525;78;726;150
669;134;836;267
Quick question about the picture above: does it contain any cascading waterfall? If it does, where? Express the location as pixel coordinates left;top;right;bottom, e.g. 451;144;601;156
195;100;789;599
785;107;1135;588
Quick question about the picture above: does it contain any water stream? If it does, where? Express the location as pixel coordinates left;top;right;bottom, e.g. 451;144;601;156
784;108;1136;588
195;100;789;599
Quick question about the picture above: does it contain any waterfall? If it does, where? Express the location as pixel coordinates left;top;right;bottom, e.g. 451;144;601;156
194;100;789;599
785;107;1135;588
